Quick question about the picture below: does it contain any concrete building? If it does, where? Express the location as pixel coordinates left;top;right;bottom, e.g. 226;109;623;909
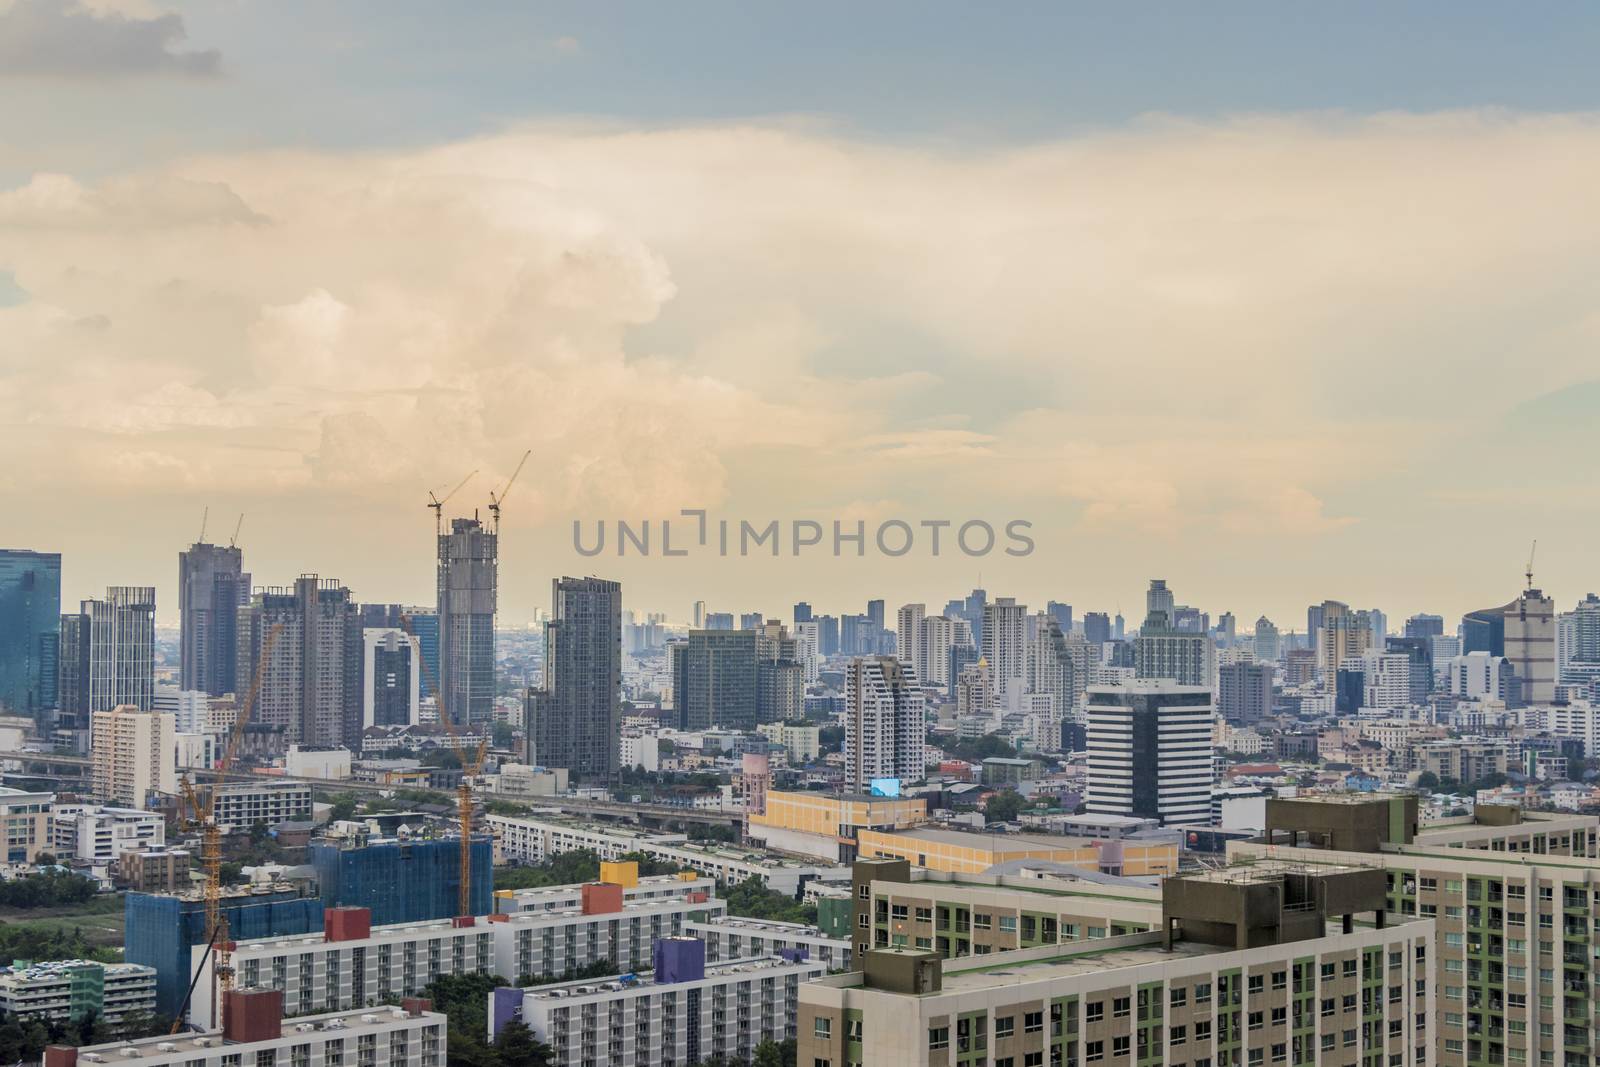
1410;739;1510;784
1316;599;1374;681
491;870;719;916
745;790;927;863
116;847;192;893
981;598;1030;706
500;939;827;1067
1085;680;1215;826
179;541;249;698
689;916;851;972
921;613;961;691
363;626;421;727
897;603;928;680
755;721;821;763
212;780;314;829
437;515;497;725
0;959;156;1027
1253;615;1280;662
283;745;351;780
1217;661;1273;725
310;835;491;926
53;803;165;864
0;548;61;725
670;629;759;731
49;992;445;1067
76;586;157;714
854;826;1178;878
1359;650;1413;711
528;576;622;781
90;704;175;808
1506;586;1557;704
0;785;53;864
844;656;926;794
237;576;362;748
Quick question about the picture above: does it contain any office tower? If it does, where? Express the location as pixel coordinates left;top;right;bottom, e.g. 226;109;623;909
1112;611;1124;641
980;597;1029;705
1505;585;1555;704
739;612;764;631
704;612;735;631
1144;579;1175;627
1405;613;1445;639
1025;613;1079;733
794;621;820;684
692;601;707;629
437;515;496;725
1046;600;1072;634
1334;665;1366;714
1171;604;1207;633
816;614;840;658
1359;650;1411;710
0;548;60;722
1082;611;1111;646
793;602;813;625
1315;600;1372;679
670;629;759;731
405;608;440;696
1215;610;1236;645
56;611;89;727
362;628;419;728
1445;651;1515;702
1306;602;1325;642
1085;679;1214;826
1253;615;1280;662
1461;602;1507;656
1428;634;1461;688
755;621;805;723
237;576;361;748
844;656;925;792
1217;660;1273;724
73;586;157;714
840;614;868;657
528;577;621;780
1560;593;1600;686
178;541;249;698
1359;607;1387;641
895;603;927;679
1385;635;1433;704
920;615;957;690
90;705;176;808
865;599;885;634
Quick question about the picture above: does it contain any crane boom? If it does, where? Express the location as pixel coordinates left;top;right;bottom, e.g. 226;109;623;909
1527;539;1538;590
427;469;478;536
198;506;208;544
488;449;532;533
230;513;244;549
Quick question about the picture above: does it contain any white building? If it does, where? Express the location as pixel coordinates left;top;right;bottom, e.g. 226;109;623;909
794;621;820;684
895;603;927;680
844;656;926;794
363;627;422;728
620;730;661;772
511;946;827;1067
174;731;218;771
1447;651;1510;700
485;763;570;797
1360;650;1412;711
59;1000;445;1067
755;722;821;763
493;873;719;915
1084;680;1215;827
90;704;175;808
981;597;1029;705
211;780;314;830
687;916;851;971
0;785;53;865
0;959;156;1027
920;614;958;690
52;803;165;864
284;745;352;780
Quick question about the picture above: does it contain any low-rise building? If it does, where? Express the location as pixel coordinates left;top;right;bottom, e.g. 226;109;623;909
497;939;827;1067
115;847;192;892
0;959;157;1027
483;763;569;797
746;790;927;863
52;803;164;864
687;916;851;971
0;785;52;864
493;870;719;914
854;826;1178;878
211;780;314;830
756;722;822;763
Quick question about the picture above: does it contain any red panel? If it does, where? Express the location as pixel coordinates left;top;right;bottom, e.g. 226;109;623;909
222;988;284;1044
581;882;624;915
323;906;373;942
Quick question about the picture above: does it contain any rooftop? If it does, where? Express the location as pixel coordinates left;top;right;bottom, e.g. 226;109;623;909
73;1004;443;1059
881;827;1099;851
521;955;821;1003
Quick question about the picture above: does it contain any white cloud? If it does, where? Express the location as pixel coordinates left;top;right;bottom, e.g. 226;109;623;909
0;0;219;78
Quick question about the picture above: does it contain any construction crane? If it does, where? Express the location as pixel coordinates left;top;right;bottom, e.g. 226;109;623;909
428;469;478;537
172;622;284;1032
399;612;489;918
229;513;244;549
1526;539;1538;591
197;506;209;544
487;449;531;534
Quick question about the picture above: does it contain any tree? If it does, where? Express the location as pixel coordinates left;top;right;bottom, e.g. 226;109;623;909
327;792;359;822
496;1019;554;1067
1415;771;1440;792
721;876;816;925
491;721;516;750
33;851;56;866
754;1039;786;1067
984;789;1026;824
1568;757;1588;782
249;820;270;846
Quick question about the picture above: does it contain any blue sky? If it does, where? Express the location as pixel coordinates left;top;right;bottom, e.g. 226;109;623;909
3;1;1599;624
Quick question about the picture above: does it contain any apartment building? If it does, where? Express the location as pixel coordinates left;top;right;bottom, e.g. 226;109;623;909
0;785;52;864
688;916;852;972
211;779;314;829
89;704;175;808
52;803;165;864
501;938;827;1067
0;959;157;1027
803;861;1434;1067
1241;793;1600;1067
46;991;445;1067
1410;740;1511;785
492;870;718;914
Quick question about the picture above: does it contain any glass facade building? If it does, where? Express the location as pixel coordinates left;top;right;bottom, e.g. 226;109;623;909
0;549;61;723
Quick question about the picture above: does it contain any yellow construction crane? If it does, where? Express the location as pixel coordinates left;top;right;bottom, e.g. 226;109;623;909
488;449;531;535
428;469;478;537
172;621;284;1031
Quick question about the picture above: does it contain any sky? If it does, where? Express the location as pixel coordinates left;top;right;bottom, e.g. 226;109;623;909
3;1;1599;628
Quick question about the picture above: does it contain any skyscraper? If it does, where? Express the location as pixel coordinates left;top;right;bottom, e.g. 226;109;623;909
844;656;925;793
56;611;90;728
1083;612;1111;646
436;516;496;725
1134;583;1211;687
1145;580;1175;626
1505;585;1555;704
1253;616;1280;662
362;628;420;728
75;586;157;714
179;541;249;697
528;577;621;780
0;549;60;723
793;602;813;625
1314;600;1372;679
671;629;759;731
1217;661;1273;725
90;704;175;808
237;576;361;747
1085;680;1214;826
894;603;926;680
1404;613;1445;639
980;597;1029;706
1046;600;1073;633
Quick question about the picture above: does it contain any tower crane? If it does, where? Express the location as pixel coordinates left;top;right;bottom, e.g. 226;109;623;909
229;513;244;549
172;621;284;1031
1526;539;1538;591
197;506;209;544
488;449;531;534
427;469;478;536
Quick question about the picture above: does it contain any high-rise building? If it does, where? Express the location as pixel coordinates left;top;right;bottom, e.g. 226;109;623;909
705;612;735;630
920;615;962;691
178;542;249;698
980;597;1028;705
56;610;89;728
1385;636;1433;704
895;603;926;680
76;586;157;714
1359;607;1387;641
793;601;813;625
1046;600;1072;633
1505;585;1555;704
237;576;361;748
1215;610;1236;644
844;656;925;793
1315;599;1372;680
1085;680;1214;826
1217;660;1273;724
1082;611;1111;646
1461;602;1507;656
436;516;496;725
692;600;707;629
816;614;840;658
1560;593;1600;687
1404;613;1445;639
1253;615;1280;662
0;548;60;723
528;577;621;780
671;629;759;731
1133;624;1212;688
90;705;176;808
1306;602;1325;641
1359;650;1412;710
1145;579;1175;625
755;621;805;724
1025;612;1081;736
362;628;419;728
794;620;821;684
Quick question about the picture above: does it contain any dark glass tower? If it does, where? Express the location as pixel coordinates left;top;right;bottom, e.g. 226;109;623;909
528;577;621;780
179;541;249;697
0;549;61;723
437;517;496;724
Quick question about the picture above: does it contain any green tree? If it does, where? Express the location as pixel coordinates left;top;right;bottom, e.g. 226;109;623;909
491;721;517;749
1414;771;1440;792
754;1039;786;1067
495;1019;555;1067
327;792;360;822
1567;757;1588;782
721;876;816;925
984;789;1026;824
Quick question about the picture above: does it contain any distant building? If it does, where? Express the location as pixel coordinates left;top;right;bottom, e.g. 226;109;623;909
65;586;157;714
90;705;175;808
1083;611;1112;646
363;626;421;727
980;597;1029;705
671;629;759;731
1217;661;1273;725
1315;600;1372;681
0;959;156;1027
309;836;491;926
179;541;249;698
844;656;926;793
0;548;60;723
0;786;52;864
528;576;622;781
1252;615;1280;662
1085;680;1214;826
238;576;361;748
1405;613;1445;639
437;516;497;725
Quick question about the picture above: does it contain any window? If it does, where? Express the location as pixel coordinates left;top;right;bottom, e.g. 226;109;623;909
1342;960;1357;978
1087;1041;1105;1063
1087;1002;1105;1023
997;1017;1015;1039
999;916;1018;934
1026;1055;1043;1067
1343;1030;1357;1049
1321;963;1336;981
814;1018;831;1039
1195;1021;1212;1042
1272;970;1287;991
1249;975;1265;995
1195;982;1212;1005
974;913;992;930
1113;1037;1130;1057
1342;994;1356;1013
891;904;908;920
1321;1035;1336;1053
1025;1012;1043;1034
1271;1007;1286;1026
1271;1044;1286;1064
1171;1026;1188;1046
1171;988;1188;1008
1248;1012;1263;1032
1114;997;1130;1019
1321;999;1334;1018
928;1027;949;1050
1248;1050;1263;1067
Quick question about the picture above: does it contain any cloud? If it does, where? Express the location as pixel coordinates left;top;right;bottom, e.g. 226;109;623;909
0;0;220;78
550;35;580;56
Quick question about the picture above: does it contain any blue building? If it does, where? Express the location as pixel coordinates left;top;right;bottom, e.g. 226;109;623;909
310;836;491;926
125;888;324;1017
0;549;61;723
409;611;440;699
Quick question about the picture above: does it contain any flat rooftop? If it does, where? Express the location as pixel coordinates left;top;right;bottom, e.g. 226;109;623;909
1176;859;1376;885
521;955;821;1003
75;1005;444;1058
884;827;1099;851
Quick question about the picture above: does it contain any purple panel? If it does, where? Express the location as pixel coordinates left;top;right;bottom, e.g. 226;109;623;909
652;937;706;984
489;986;523;1041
